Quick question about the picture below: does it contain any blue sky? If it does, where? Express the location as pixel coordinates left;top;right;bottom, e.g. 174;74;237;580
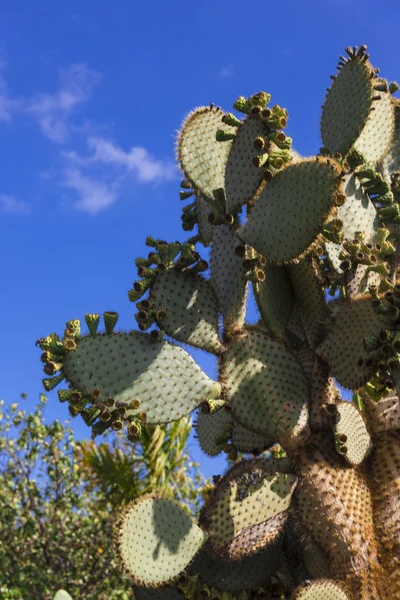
1;0;399;478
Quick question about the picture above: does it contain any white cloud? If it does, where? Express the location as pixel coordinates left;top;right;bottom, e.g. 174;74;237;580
25;64;101;142
0;194;29;214
62;168;118;214
219;65;234;78
65;136;177;183
0;59;15;121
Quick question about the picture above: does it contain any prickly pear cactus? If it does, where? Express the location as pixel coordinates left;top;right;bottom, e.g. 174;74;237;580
38;45;400;599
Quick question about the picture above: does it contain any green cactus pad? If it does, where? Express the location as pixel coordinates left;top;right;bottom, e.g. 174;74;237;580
187;541;283;593
379;106;400;178
292;579;352;600
353;80;394;164
253;265;294;339
62;331;220;424
134;587;184;600
199;459;297;560
221;327;310;451
224;116;270;213
196;407;232;457
325;173;381;273
295;344;315;380
177;106;235;204
321;50;394;162
53;592;73;600
329;401;373;466
288;257;327;349
239;158;342;263
309;358;338;433
286;304;307;344
115;496;207;586
231;422;276;454
150;269;223;354
196;193;214;246
315;295;391;389
363;392;400;433
211;224;247;330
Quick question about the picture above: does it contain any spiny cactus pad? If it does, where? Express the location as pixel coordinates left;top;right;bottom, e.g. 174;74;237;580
195;406;232;457
315;295;391;389
134;587;184;600
231;422;276;454
363;392;400;433
367;431;400;593
196;193;214;246
287;257;326;349
295;436;378;582
200;459;297;560
239;158;343;263
325;173;381;273
221;327;310;450
253;264;294;339
211;224;247;329
114;496;207;586
53;592;73;600
187;542;283;593
150;269;223;354
177;106;235;204
61;330;220;425
224;115;270;212
292;579;352;600
328;401;373;466
320;46;394;163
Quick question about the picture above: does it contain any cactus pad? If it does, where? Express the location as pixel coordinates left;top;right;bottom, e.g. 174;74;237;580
211;224;247;330
321;47;394;162
224;116;270;212
292;579;352;600
114;496;207;586
187;541;283;593
239;158;342;263
325;173;381;273
53;592;73;600
295;435;378;582
134;587;184;600
315;295;391;389
200;459;297;560
62;331;220;424
231;422;276;454
221;327;310;450
196;193;214;246
363;392;400;433
329;401;373;466
196;406;232;457
253;264;294;339
177;106;235;203
150;269;223;354
288;257;327;349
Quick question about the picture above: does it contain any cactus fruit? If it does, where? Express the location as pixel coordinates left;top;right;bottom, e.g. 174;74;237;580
38;45;400;599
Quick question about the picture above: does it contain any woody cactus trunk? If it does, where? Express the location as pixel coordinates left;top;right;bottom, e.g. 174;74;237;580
37;45;400;600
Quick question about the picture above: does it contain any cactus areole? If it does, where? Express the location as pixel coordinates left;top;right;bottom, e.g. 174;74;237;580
38;45;400;599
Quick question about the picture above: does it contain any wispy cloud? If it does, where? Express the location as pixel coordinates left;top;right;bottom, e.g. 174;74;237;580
64;136;177;183
0;59;16;121
25;64;101;142
0;194;29;214
62;168;118;214
219;65;234;78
